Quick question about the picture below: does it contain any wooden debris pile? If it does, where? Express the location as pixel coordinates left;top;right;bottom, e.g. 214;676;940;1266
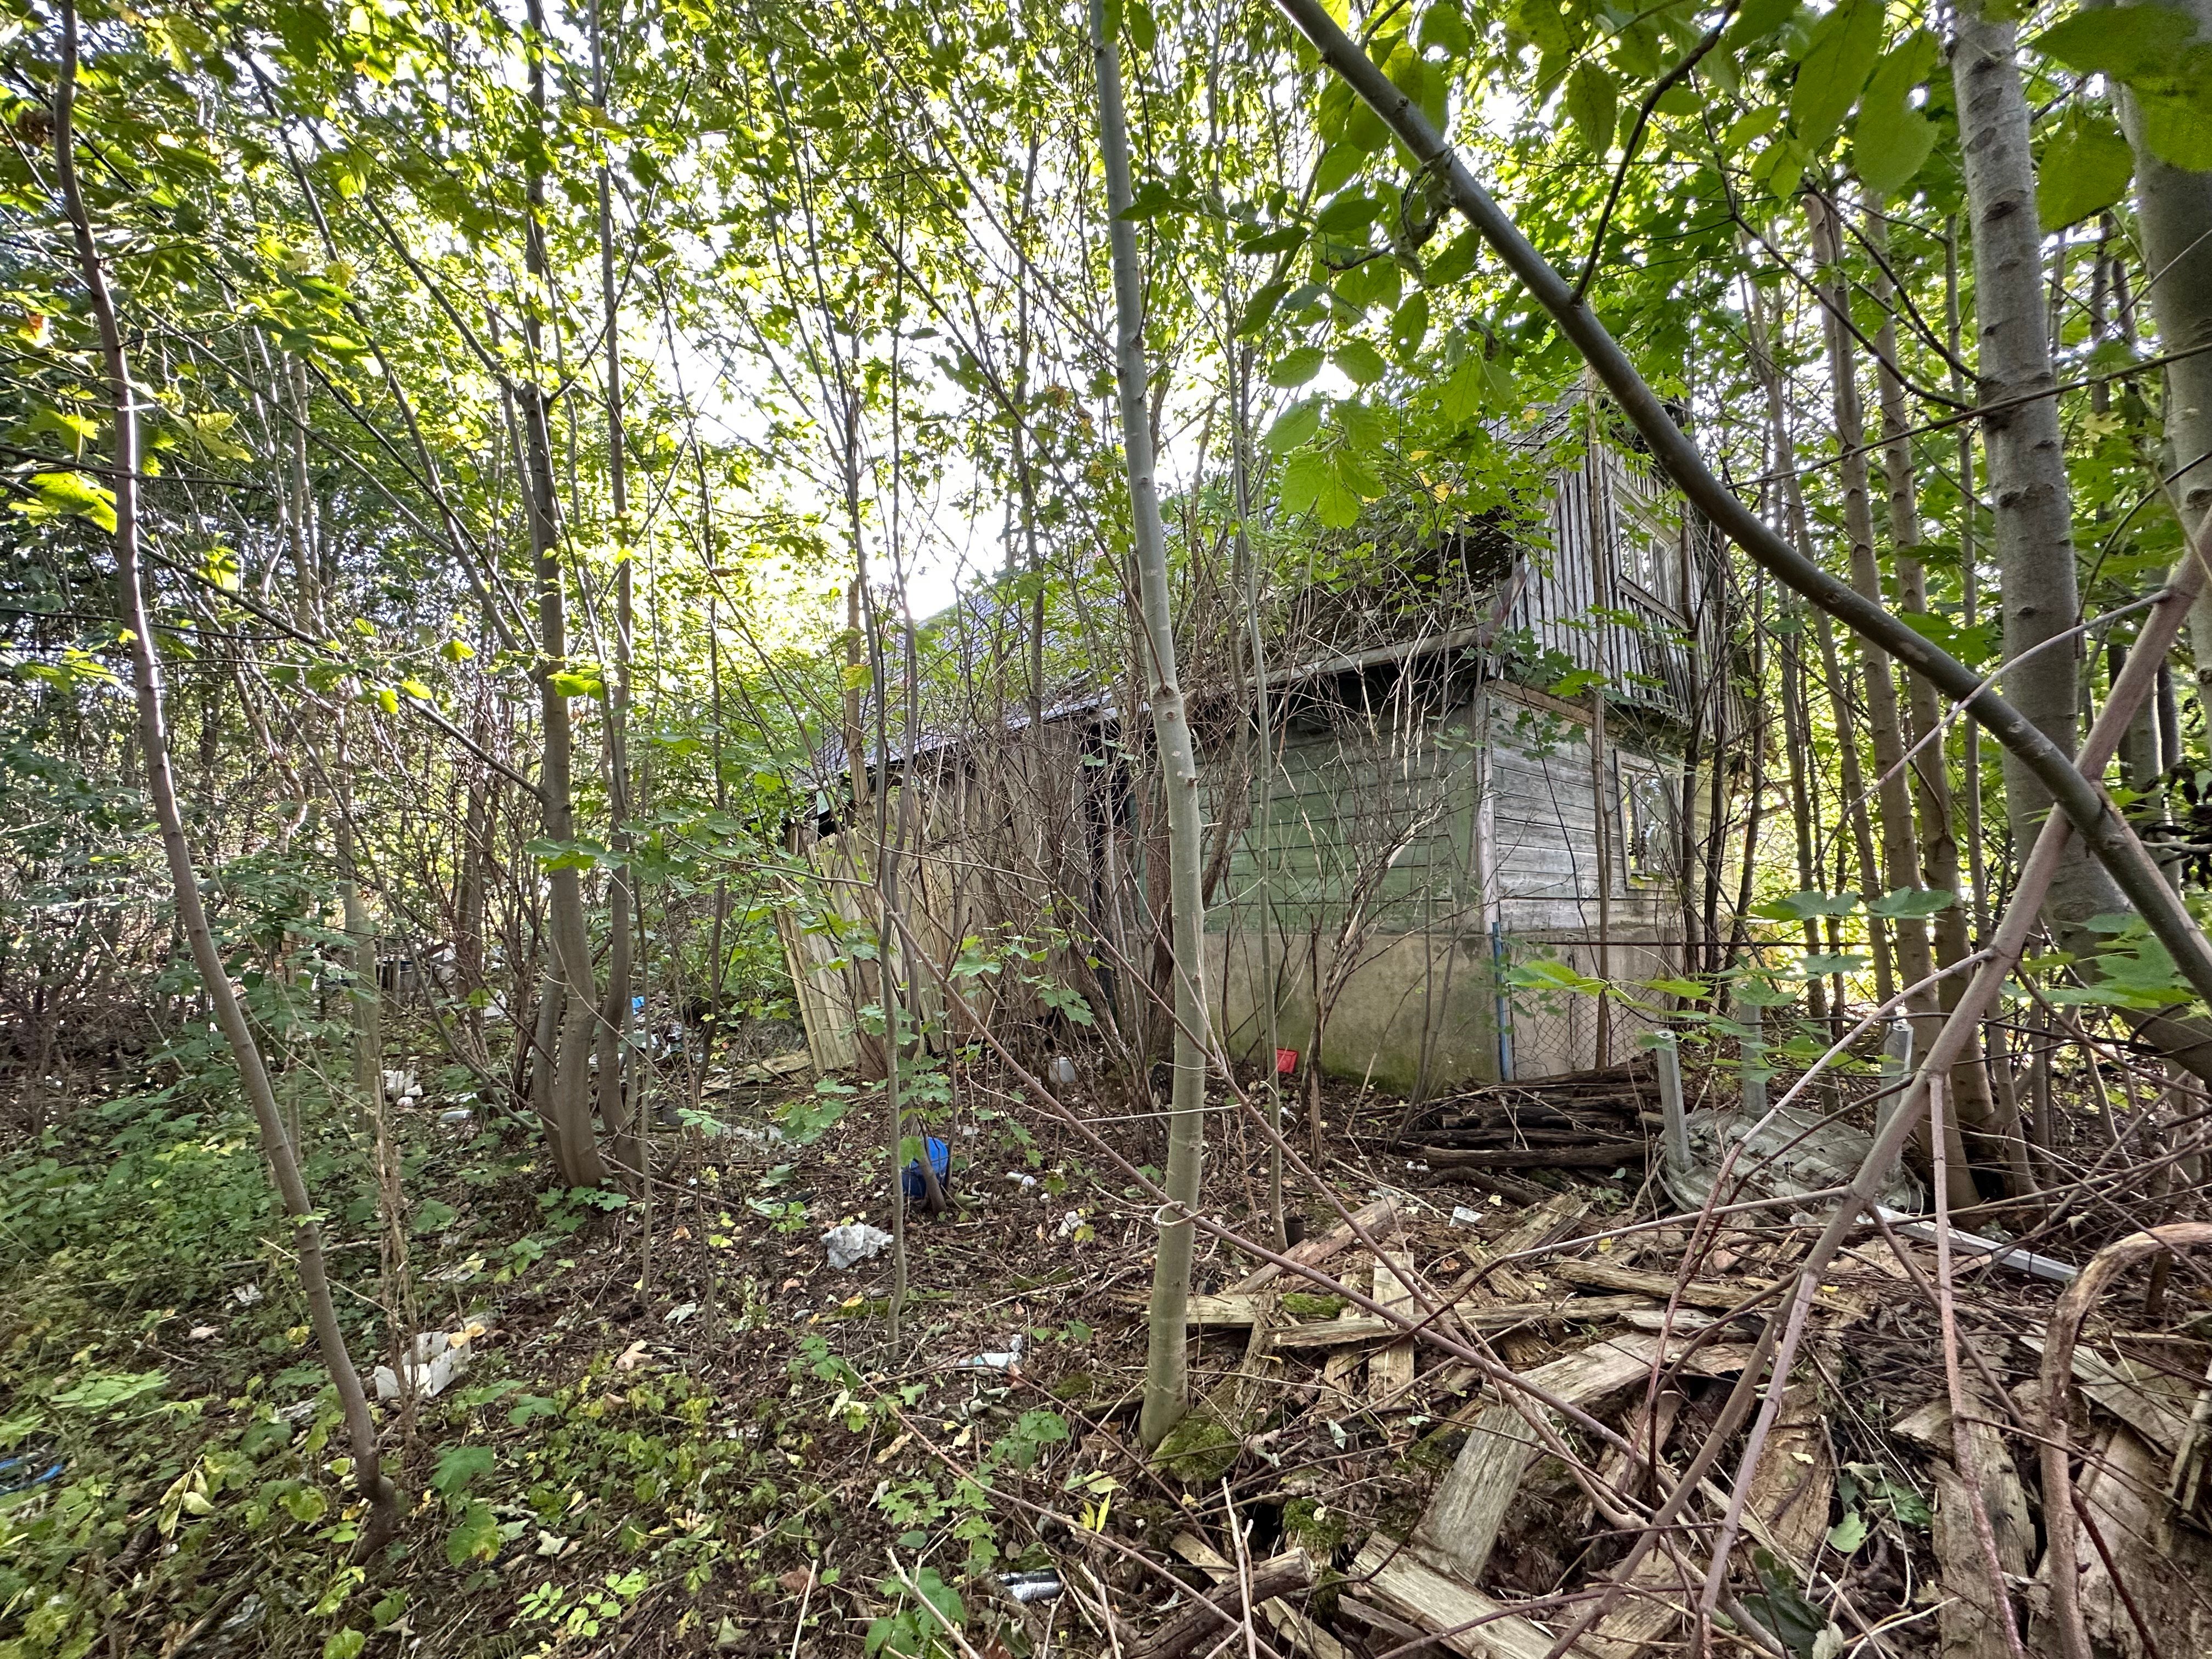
1122;1184;2212;1659
1385;1059;1658;1175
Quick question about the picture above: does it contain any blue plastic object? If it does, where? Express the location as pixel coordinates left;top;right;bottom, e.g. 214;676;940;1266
0;1453;65;1497
902;1136;951;1200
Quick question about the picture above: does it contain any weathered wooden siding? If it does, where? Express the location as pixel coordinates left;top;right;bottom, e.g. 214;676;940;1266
1507;444;1697;724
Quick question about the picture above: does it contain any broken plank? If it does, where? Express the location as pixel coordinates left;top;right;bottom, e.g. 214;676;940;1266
1551;1260;1867;1318
1349;1537;1583;1659
1372;1260;1417;1402
1267;1296;1657;1350
1415;1334;1729;1584
1739;1345;1834;1561
2019;1335;2194;1458
1237;1197;1400;1292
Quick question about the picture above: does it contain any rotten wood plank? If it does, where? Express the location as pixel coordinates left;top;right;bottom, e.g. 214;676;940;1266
1372;1259;1417;1401
1267;1296;1657;1350
1235;1197;1400;1292
1348;1538;1581;1659
1415;1335;1751;1584
1551;1259;1868;1318
1420;1143;1648;1170
1738;1347;1834;1562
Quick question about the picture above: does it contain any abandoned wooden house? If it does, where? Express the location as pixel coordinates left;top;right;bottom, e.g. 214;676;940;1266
777;408;1736;1089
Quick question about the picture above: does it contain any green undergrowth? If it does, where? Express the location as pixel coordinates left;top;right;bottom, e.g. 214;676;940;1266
0;1084;1104;1658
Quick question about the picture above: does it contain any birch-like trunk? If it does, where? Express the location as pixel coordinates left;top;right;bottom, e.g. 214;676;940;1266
2094;0;2212;719
54;0;398;1550
1092;0;1211;1449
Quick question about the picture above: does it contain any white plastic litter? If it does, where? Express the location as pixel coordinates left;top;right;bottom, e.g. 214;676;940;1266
823;1223;894;1270
1054;1210;1086;1240
997;1570;1063;1604
956;1333;1026;1371
438;1108;475;1127
1046;1056;1079;1091
1451;1205;1485;1228
231;1283;262;1307
381;1069;420;1102
373;1323;484;1401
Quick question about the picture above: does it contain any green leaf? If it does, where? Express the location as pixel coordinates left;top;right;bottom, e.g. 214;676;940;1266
14;470;119;533
1419;2;1472;57
439;637;475;662
1789;0;1886;151
1725;0;1803;53
431;1444;495;1498
1751;888;1863;921
1314;458;1364;528
2134;70;2212;171
1864;887;1956;920
2033;4;2199;81
1643;977;1711;999
1333;447;1384;501
1421;226;1481;286
1722;106;1783;151
1440;357;1487;423
1853;104;1933;197
1796;952;1867;976
445;1498;501;1566
280;1485;329;1524
1391;290;1430;358
323;1632;366;1659
1279;447;1331;517
1311;141;1366;196
1331;338;1389;385
1238;279;1293;338
2038;110;2136;229
549;670;603;698
1563;61;1620;153
1336;398;1390;458
1315;190;1385;235
1125;0;1156;50
1267;346;1327;387
1264;400;1323;454
1826;1509;1870;1555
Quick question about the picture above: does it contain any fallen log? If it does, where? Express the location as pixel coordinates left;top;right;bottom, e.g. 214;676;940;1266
1169;1533;1345;1659
1133;1547;1313;1659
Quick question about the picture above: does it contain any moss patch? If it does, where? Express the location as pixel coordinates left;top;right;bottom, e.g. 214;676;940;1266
1280;1292;1347;1319
1153;1406;1242;1484
1283;1497;1348;1555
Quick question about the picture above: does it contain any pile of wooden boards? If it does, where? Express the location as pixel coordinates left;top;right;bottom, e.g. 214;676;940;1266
1393;1060;1656;1173
1146;1184;2212;1659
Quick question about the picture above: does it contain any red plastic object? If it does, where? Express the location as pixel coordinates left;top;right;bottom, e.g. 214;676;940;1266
1274;1048;1299;1075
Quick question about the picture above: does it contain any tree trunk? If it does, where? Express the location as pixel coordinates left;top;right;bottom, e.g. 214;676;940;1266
1864;211;2009;1186
591;0;641;1192
2095;0;2212;722
1093;0;1211;1450
522;0;606;1189
53;0;397;1551
1807;194;1942;1037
